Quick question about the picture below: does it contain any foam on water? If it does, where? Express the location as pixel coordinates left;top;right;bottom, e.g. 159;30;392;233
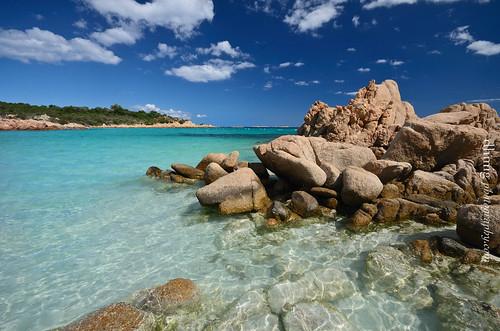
0;128;496;330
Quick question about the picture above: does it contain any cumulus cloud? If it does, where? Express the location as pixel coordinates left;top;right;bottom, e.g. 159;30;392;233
142;43;177;61
363;0;417;10
73;19;88;29
196;41;248;58
352;15;360;27
449;26;500;56
357;67;371;72
83;0;214;39
0;27;121;64
137;103;190;119
165;59;255;82
467;40;500;56
284;0;346;33
91;24;142;46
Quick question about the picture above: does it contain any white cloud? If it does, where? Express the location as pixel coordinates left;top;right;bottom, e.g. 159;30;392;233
334;79;344;83
142;43;177;61
73;19;88;29
284;0;346;33
0;27;121;64
295;62;305;67
347;47;356;52
449;26;500;56
138;103;190;119
294;79;320;86
428;50;442;55
352;15;360;27
363;0;417;10
376;59;387;63
196;40;248;58
390;60;404;66
83;0;214;39
35;14;44;21
449;26;474;45
467;98;500;103
264;66;271;73
336;90;357;96
91;24;142;46
279;62;292;68
467;40;500;56
165;59;255;82
264;81;273;90
372;18;378;25
196;114;208;118
358;67;371;72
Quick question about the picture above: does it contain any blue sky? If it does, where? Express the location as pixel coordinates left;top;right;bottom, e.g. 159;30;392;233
0;0;499;126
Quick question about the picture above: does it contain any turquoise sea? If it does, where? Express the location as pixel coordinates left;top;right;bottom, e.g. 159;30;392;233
0;128;492;330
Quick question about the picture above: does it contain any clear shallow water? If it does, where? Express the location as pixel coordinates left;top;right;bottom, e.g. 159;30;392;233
0;128;496;331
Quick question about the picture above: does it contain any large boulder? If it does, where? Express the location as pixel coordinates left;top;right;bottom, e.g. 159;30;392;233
363;159;412;183
457;204;500;256
424;102;499;132
298;80;416;148
405;170;469;204
196;153;227;171
204;162;228;184
61;303;155;331
382;120;488;171
341;166;383;206
290;191;319;217
254;135;375;188
196;168;270;214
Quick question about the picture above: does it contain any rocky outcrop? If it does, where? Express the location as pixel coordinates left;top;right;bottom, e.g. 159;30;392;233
364;159;412;184
341;166;383;206
0;118;87;130
424;102;499;132
405;170;469;204
196;168;270;214
298;80;416;148
457;204;500;256
254;135;375;188
382;120;488;171
61;303;155;331
171;163;204;180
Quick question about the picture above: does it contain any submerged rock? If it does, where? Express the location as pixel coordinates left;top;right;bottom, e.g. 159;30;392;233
215;219;256;249
282;302;355;331
61;303;155;331
136;278;199;314
298;80;416;148
196;168;270;215
267;267;355;314
383;119;488;171
215;289;279;331
146;166;162;178
341;166;383;207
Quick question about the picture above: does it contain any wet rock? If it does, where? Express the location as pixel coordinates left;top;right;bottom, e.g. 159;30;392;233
462;249;485;264
380;183;401;199
319;197;338;209
364;159;412;183
374;198;400;223
290;191;319;217
196;153;227;171
204;162;228;184
270;201;291;222
146;166;162;178
405;194;458;223
457;204;500;256
436;237;469;258
365;245;433;309
309;187;337;198
248;162;269;180
411;239;433;263
221;151;240;171
267;267;355;314
383;119;488;171
265;218;280;230
136;278;199;314
341;166;383;207
434;285;500;331
282;302;355;331
405;170;468;204
171;163;204;180
317;206;337;220
348;209;373;231
61;303;155;331
298;80;416;148
170;173;197;184
451;264;500;302
215;219;256;249
216;289;279;331
422;213;446;225
396;198;440;222
196;168;270;215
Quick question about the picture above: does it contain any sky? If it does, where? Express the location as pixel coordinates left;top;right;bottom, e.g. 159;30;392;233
0;0;499;126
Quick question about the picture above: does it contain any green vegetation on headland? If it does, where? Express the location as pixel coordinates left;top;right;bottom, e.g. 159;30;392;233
0;101;186;126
